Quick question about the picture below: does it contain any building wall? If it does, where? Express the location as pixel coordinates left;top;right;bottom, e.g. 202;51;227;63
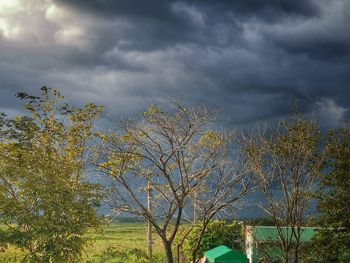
244;226;316;263
245;226;254;263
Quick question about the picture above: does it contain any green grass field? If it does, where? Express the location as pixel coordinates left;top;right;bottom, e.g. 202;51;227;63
0;223;166;263
83;222;165;262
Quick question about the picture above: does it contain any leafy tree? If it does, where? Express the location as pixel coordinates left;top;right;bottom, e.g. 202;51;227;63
183;220;243;259
304;128;350;262
0;87;103;262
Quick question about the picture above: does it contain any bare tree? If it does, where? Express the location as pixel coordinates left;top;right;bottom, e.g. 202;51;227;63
96;101;249;263
241;115;323;263
184;147;251;263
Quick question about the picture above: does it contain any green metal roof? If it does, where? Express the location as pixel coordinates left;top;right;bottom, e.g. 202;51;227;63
204;245;248;263
252;226;318;242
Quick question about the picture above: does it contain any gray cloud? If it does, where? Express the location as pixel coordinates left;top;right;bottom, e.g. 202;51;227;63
0;0;349;129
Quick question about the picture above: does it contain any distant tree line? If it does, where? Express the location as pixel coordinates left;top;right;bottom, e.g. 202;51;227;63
0;87;349;263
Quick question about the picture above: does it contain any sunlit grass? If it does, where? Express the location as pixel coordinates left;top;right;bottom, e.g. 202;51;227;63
0;223;166;263
83;222;165;262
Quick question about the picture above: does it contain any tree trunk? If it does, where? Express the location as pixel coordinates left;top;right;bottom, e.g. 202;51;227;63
191;221;208;263
284;255;289;263
163;240;174;263
192;251;197;263
147;177;153;263
192;250;201;263
293;248;299;263
177;244;184;263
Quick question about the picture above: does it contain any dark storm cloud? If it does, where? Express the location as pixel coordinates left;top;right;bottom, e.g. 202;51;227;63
54;0;319;50
56;0;319;20
217;0;319;16
54;0;200;51
0;0;349;128
261;1;350;59
55;0;173;19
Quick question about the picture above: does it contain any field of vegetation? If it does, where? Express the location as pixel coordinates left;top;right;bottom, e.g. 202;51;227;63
0;223;166;263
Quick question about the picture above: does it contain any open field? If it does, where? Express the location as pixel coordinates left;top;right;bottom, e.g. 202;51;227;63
83;222;165;262
0;223;167;263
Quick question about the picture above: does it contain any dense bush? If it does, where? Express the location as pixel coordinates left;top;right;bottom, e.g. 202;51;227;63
184;220;243;258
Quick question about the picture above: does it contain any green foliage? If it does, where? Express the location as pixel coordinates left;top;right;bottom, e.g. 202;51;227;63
321;128;350;229
246;217;276;226
184;220;243;258
87;247;164;263
0;87;103;262
0;223;166;262
304;128;350;263
304;229;350;263
90;247;148;263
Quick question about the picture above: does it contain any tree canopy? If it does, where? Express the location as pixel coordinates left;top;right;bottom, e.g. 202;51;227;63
97;101;249;263
305;128;350;262
0;87;103;262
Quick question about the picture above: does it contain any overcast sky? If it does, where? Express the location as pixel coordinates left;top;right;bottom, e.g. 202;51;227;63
1;0;350;127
